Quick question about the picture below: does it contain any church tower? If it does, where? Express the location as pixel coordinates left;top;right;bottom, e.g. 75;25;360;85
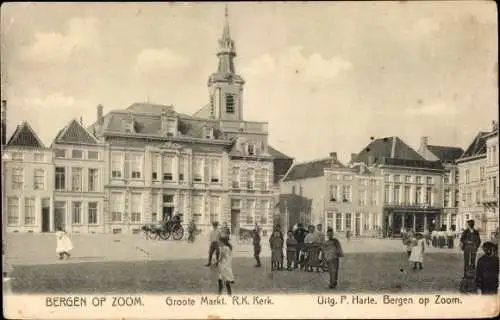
208;6;245;121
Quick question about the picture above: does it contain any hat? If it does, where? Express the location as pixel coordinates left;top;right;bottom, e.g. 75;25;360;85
327;227;333;232
483;241;498;250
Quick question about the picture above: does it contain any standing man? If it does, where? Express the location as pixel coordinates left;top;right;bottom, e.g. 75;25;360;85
221;222;231;239
252;224;262;268
460;220;481;275
323;227;344;289
294;223;307;269
187;218;196;243
205;222;221;267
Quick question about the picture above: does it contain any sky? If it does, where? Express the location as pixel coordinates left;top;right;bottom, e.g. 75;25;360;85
1;1;498;163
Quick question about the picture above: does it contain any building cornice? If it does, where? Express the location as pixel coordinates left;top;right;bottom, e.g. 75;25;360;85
455;154;487;164
103;131;233;146
378;165;445;173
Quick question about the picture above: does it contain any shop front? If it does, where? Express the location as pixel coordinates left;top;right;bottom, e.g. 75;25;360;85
383;206;441;238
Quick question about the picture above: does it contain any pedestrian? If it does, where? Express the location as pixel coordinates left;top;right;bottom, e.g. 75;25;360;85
475;241;499;295
221;222;231;239
346;228;352;243
460;220;481;276
55;226;73;260
446;227;455;249
294;223;307;269
312;224;325;272
273;224;284;267
286;230;297;271
205;222;221;267
270;230;284;271
214;235;234;296
304;225;316;272
409;233;425;270
252;224;262;268
423;228;431;247
187;218;196;243
431;229;438;247
438;227;446;248
403;232;412;257
322;227;344;289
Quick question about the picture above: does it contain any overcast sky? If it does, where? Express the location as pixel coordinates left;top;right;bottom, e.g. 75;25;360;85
1;2;497;162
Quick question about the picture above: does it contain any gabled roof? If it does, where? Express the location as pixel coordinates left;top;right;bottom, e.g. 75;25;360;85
268;145;294;184
427;145;464;162
53;119;99;145
353;136;426;165
268;145;293;160
283;158;345;181
6;122;45;148
192;104;212;119
460;131;488;159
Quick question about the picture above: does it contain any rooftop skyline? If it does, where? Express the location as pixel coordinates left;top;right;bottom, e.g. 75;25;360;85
1;2;497;162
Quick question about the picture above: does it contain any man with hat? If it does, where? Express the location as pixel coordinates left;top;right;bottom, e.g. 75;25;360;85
460;219;481;275
205;221;221;267
475;241;499;295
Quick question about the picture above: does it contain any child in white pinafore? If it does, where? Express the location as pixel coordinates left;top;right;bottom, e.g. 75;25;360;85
215;235;234;295
409;233;425;270
56;226;73;260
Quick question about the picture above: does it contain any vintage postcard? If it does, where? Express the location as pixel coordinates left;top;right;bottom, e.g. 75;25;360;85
1;1;499;319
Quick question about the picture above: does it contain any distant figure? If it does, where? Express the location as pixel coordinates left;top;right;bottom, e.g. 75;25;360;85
215;235;234;296
55;226;73;260
475;242;499;295
423;228;431;246
403;230;413;257
345;228;352;243
205;222;221;267
323;227;344;289
431;229;438;247
312;224;325;272
221;222;231;239
460;220;481;275
286;230;298;271
252;224;262;268
294;223;307;269
409;233;425;270
446;228;455;249
270;230;284;271
304;225;316;271
187;218;196;243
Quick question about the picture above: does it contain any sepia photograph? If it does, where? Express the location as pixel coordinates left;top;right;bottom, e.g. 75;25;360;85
1;1;498;319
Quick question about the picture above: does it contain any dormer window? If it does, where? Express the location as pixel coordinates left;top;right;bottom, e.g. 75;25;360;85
123;119;135;133
225;94;235;114
247;143;255;156
204;127;214;139
166;119;176;136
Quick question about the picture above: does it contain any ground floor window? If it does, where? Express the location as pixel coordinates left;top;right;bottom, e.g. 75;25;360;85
88;202;98;224
24;198;36;225
7;197;19;225
345;213;352;230
72;202;82;225
335;213;342;232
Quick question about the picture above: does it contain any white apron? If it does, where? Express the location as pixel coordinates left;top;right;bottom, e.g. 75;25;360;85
56;231;73;253
409;239;424;263
218;245;234;282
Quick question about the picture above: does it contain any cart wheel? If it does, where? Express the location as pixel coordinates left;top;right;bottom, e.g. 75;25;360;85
159;230;171;240
173;226;184;240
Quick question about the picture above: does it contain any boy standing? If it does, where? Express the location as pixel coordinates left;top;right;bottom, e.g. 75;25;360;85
323;227;344;289
475;241;499;295
286;230;298;271
205;222;221;267
270;230;284;271
252;224;262;268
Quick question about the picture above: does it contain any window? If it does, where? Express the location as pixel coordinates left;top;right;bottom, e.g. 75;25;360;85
329;185;338;201
479;167;485;180
34;153;44;161
371;213;378;230
260;200;269;225
260;169;269;190
247;168;255;190
415;187;422;204
72;202;82;224
55;167;65;190
359;190;366;206
384;174;390;182
384;185;390;204
12;168;24;190
166;119;176;136
465;169;470;184
111;153;123;178
163;194;174;204
292;185;296;194
130;154;142;179
12;152;23;161
54;201;66;226
193;158;203;182
444;174;450;184
71;168;83;191
416;176;422;184
55;149;66;158
403;186;410;204
179;157;185;182
192;195;204;224
335;213;342;232
162;156;173;181
493;177;498;197
247;143;255;156
225;94;235;113
444;190;450;208
110;193;123;222
151;154;159;181
204;127;214;139
7;197;19;225
345;213;352;230
455;190;460;207
209;197;220;223
34;169;45;190
88;151;99;160
246;200;255;224
363;212;370;231
232;166;240;188
130;193;142;223
426;176;433;185
405;175;412;183
342;185;351;202
24;198;35;225
393;186;400;204
426;187;432;205
88;202;98;224
394;175;401;183
475;190;481;203
88;168;98;192
71;149;83;159
210;159;221;183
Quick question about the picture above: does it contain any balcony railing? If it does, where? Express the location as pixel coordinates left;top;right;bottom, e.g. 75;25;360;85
384;202;441;209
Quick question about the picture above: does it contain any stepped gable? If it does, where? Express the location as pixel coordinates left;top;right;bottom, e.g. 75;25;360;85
6;122;45;148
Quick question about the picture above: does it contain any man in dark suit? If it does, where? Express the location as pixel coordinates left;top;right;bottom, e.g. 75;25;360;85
294;223;307;269
460;220;481;276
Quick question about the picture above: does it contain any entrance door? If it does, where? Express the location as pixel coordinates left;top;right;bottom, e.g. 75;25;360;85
163;206;174;221
41;198;50;232
393;213;403;237
231;209;240;237
54;201;66;231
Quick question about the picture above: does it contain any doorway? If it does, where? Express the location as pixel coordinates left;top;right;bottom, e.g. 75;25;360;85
354;213;361;236
392;213;403;236
163;206;174;221
41;199;50;232
54;201;66;231
231;209;240;237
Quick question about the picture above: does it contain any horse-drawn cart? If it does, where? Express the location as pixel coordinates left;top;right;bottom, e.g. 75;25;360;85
141;214;184;241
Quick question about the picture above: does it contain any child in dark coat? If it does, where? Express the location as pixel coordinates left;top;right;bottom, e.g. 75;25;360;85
270;230;284;271
475;241;499;295
286;230;298;271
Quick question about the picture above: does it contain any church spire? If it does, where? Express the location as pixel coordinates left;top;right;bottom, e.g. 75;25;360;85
217;4;236;74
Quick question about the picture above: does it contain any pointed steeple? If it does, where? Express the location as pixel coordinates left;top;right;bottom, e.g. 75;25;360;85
217;5;236;74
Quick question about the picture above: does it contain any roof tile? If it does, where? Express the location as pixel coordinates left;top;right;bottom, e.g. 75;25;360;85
460;131;488;159
6;122;45;148
54;119;98;145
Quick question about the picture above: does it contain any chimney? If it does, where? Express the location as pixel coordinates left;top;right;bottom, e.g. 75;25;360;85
97;104;104;125
368;155;375;166
329;152;338;167
420;136;429;149
161;111;168;132
350;153;357;163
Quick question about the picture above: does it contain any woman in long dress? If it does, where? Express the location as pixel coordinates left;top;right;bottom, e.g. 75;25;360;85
56;226;73;260
215;235;234;295
409;233;425;270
